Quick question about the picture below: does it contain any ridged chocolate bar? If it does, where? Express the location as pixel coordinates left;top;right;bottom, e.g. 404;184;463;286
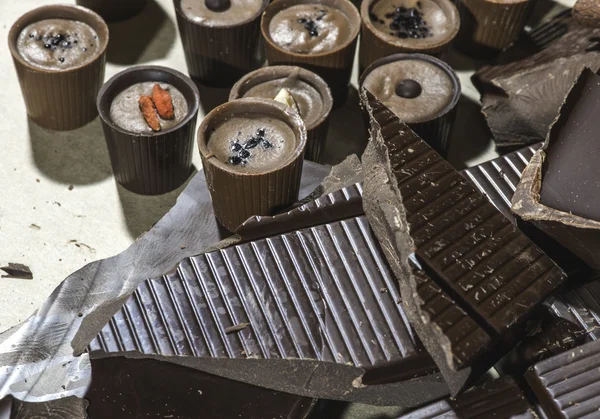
88;189;448;406
361;90;567;395
398;376;536;418
525;338;600;418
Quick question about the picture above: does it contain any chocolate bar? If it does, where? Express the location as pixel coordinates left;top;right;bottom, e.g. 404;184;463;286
88;187;448;407
512;68;600;269
86;357;316;418
472;12;600;148
398;376;536;418
361;90;567;395
525;338;600;418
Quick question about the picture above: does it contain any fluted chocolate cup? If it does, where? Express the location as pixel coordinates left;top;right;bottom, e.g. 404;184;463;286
8;4;109;131
75;0;148;22
229;66;333;163
261;0;361;105
97;66;200;195
360;53;460;156
174;0;269;87
198;98;307;232
456;0;534;57
359;0;459;72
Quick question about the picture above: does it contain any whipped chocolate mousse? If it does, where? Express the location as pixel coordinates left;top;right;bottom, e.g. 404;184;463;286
110;82;188;134
360;53;460;155
261;0;360;104
268;4;353;54
174;0;269;86
207;117;297;174
16;19;100;70
359;0;458;70
181;0;264;26
229;66;333;162
198;98;306;231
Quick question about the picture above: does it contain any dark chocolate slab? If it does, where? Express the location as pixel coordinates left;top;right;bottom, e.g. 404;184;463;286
399;376;536;418
361;89;567;395
473;11;600;148
511;68;600;269
88;201;447;406
525;338;600;418
86;357;316;418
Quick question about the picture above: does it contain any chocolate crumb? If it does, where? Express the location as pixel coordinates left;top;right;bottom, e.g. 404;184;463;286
0;263;33;280
68;185;74;191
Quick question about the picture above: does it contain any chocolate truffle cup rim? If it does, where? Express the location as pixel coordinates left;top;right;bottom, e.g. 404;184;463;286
260;0;361;59
359;53;461;124
97;65;200;138
361;0;460;51
198;97;307;176
173;0;270;29
8;4;109;74
228;65;334;131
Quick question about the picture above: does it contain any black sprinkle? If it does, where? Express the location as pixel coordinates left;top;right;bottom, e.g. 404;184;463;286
231;142;243;152
384;6;431;39
227;128;273;166
240;149;250;159
59;57;65;63
244;138;259;149
228;156;243;165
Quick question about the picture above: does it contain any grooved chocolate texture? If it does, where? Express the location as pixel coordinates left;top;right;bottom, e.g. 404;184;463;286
88;186;449;406
399;376;536;418
362;91;566;395
526;338;600;418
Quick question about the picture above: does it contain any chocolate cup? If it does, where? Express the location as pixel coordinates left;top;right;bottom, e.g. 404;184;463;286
198;98;307;232
456;0;535;58
359;53;460;156
358;0;459;72
261;0;361;105
75;0;147;22
97;65;200;195
174;0;269;87
229;65;333;163
8;4;109;131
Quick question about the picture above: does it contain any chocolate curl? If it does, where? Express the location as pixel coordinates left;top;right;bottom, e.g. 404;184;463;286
574;0;600;28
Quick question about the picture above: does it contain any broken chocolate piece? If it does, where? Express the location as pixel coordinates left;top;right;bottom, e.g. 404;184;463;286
512;67;600;269
361;89;567;395
88;189;449;407
525;338;600;418
87;357;316;418
473;12;600;148
574;0;600;28
0;263;32;280
398;376;536;418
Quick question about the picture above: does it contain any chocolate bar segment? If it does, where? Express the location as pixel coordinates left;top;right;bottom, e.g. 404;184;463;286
399;376;536;418
512;68;600;269
88;210;448;406
525;338;600;418
361;90;567;395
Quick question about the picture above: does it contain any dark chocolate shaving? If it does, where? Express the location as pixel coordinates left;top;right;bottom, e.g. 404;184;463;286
1;263;33;280
225;323;250;334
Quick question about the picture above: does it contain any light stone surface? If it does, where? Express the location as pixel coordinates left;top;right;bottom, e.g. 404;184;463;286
0;0;574;335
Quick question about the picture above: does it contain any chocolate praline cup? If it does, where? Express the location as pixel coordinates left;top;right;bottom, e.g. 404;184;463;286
8;4;109;131
359;53;460;156
198;98;307;232
456;0;535;58
174;0;269;87
75;0;147;22
97;66;200;195
261;0;361;105
511;68;600;270
229;66;333;163
359;0;459;72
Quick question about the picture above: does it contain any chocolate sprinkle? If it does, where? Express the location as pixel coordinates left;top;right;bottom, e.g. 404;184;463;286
228;129;273;166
